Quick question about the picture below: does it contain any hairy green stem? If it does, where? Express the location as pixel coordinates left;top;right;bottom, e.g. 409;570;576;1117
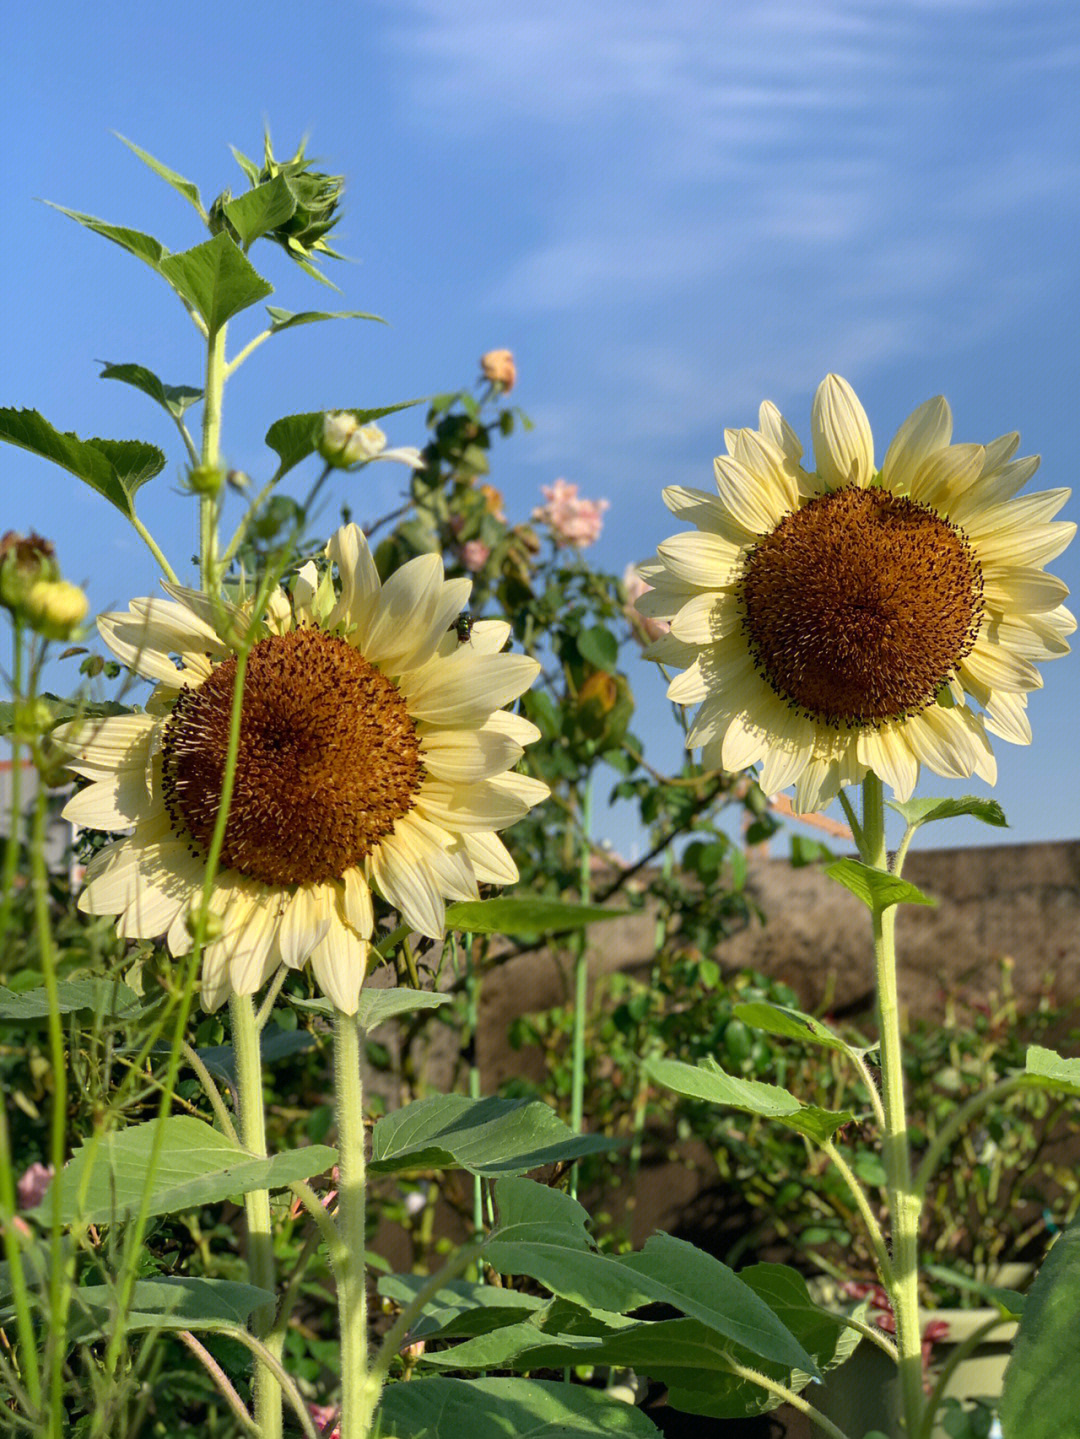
568;774;593;1201
912;1074;1027;1203
821;1139;894;1290
335;1008;380;1438
199;323;228;592
859;773;923;1434
129;513;180;585
718;1355;851;1438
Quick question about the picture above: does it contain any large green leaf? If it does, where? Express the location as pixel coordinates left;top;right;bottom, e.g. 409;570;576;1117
826;858;936;912
369;1096;616;1178
264;402;419;479
158;232;274;331
290;989;452;1031
42;1116;336;1226
0;409;164;518
445;896;627;936
646;1056;852;1143
378;1274;545;1342
0;979;142;1023
44;202;168;271
67;1277;272;1341
100;362;203;419
115;134;206;218
887;795;1008;830
1024;1044;1080;1097
377;1376;661;1437
1000;1223;1080;1438
222;174;298;247
265;306;385;332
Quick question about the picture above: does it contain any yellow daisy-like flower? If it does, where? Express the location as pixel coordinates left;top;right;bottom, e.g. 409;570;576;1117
56;525;547;1013
639;374;1075;813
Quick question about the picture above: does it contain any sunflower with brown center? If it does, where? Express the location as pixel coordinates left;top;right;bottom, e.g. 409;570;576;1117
56;525;547;1011
638;374;1074;811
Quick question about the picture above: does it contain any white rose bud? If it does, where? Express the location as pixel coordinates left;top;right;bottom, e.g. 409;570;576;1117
318;411;360;466
342;423;388;465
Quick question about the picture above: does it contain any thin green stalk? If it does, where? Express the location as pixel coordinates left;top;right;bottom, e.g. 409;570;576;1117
225;327;274;378
859;773;923;1435
717;1355;852;1439
821;1139;894;1290
462;934;484;1239
179;1039;237;1141
199;323;228;592
129;513;180;585
176;1330;259;1435
370;1240;485;1386
918;1313;1010;1439
912;1074;1026;1202
335;1008;380;1439
229;994;283;1439
568;775;593;1202
0;618;27;957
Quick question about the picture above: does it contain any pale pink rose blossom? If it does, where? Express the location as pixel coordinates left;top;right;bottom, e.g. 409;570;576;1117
532;479;609;548
622;564;670;644
480;349;516;391
461;540;491;572
16;1162;54;1210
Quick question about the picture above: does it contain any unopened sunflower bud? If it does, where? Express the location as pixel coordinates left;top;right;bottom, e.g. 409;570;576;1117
318;411;359;466
343;423;388;464
0;532;60;614
188;463;225;496
24;580;88;641
480;348;516;392
185;908;224;943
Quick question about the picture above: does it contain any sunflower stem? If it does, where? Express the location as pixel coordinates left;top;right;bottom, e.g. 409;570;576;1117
568;773;593;1202
230;993;283;1439
334;1007;380;1439
858;773;923;1434
199;322;228;593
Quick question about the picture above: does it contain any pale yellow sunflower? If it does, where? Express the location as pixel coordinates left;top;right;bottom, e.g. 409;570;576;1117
639;374;1074;812
56;525;547;1012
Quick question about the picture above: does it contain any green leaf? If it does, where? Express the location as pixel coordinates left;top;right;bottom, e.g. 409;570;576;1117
99;362;203;419
265;401;419;479
734;1002;867;1058
67;1277;272;1341
617;1234;820;1377
378;1274;545;1343
178;1026;316;1085
44;202;168;271
826;858;936;912
887;795;1008;829
377;1376;661;1437
158;232;273;331
0;979;141;1023
265;306;385;332
0;408;164;518
577;625;619;674
222;173;298;247
1000;1222;1080;1438
290;989;452;1031
1024;1044;1080;1097
646;1056;851;1143
445;896;628;936
42;1116;336;1226
0;694;133;738
369;1096;617;1178
114;134;206;218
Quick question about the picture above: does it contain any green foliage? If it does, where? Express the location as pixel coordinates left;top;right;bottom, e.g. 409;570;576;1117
1000;1222;1080;1437
0;409;165;519
826;856;937;910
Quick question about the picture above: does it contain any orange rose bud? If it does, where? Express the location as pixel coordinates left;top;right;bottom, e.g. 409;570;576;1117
480;349;516;392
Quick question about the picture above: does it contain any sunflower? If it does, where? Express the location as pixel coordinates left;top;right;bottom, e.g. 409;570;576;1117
56;525;547;1012
638;374;1074;813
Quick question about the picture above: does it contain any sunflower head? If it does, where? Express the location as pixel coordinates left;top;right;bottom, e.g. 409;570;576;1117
56;526;547;1013
641;374;1074;812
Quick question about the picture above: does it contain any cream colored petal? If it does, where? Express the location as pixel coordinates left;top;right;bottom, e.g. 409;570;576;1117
983;614;1072;662
414;775;541;832
227;900;283;997
880;395;953;491
642;633;701;668
199;948;233;1013
667;659;709;704
310;911;369;1016
793;756;843;815
857;726;919;802
80;840;191;916
960;641;1041;694
981;567;1070;614
479;710;542;746
731;429;800;512
97;611;194;686
720;711;773;772
160;583;245;641
954;453;1040;514
370;828;446;938
758;718;814;794
401;652;541;727
115;850;204;938
421;728;524;782
757;400;803;467
902;706;980;780
461;830;519;886
130;597;232;655
662;485;754;547
325;523;381;640
908;444;984;510
812;374;874;489
396;814;480;902
279;884;334;967
634;587;681;620
970;519;1074;570
292;562;320;616
658;529;745;589
53;714;160;778
401;577;475;673
467;619;513;654
263;588;293;635
712;457;789;535
982;433;1021;470
982;690;1032;746
964;487;1070;538
166;901;195;957
670;592;738;645
63;768;165;829
1030;604;1075;645
342;870;374;939
362;554;445;669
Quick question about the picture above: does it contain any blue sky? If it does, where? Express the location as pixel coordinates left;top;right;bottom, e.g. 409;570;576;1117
3;0;1078;853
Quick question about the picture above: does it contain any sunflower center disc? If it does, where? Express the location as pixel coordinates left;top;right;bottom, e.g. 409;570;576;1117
161;628;424;886
739;486;984;726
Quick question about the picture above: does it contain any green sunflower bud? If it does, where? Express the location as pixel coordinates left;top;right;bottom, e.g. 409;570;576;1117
0;532;60;615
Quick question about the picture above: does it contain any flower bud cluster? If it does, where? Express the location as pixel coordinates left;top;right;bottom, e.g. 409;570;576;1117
0;532;87;640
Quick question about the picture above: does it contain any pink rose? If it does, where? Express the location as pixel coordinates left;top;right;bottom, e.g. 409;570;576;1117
532;479;609;548
622;564;670;644
16;1162;54;1210
461;540;491;572
480;349;516;391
